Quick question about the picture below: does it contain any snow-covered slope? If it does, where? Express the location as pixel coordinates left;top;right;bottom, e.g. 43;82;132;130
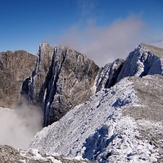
30;75;163;162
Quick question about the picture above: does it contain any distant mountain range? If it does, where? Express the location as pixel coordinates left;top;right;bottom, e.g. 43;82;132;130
0;43;163;162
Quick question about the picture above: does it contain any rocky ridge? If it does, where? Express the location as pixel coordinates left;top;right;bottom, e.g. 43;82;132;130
1;43;162;126
95;43;163;92
116;43;163;82
30;75;163;163
0;50;36;108
26;43;99;126
29;43;163;162
0;43;163;162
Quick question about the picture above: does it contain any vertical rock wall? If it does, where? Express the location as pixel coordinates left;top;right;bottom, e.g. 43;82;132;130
28;43;99;126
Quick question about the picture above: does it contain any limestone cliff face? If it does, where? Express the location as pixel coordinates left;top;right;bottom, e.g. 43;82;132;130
28;43;99;126
0;50;36;108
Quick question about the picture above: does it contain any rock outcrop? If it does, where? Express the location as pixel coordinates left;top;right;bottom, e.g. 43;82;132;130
95;58;124;92
0;50;36;108
116;43;163;82
0;43;162;127
0;43;163;163
95;43;163;91
0;145;92;163
26;43;99;126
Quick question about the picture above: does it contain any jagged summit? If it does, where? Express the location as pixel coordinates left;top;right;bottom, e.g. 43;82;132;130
0;42;163;162
27;43;99;126
115;43;163;82
39;42;89;59
1;42;163;123
29;43;163;162
138;43;163;57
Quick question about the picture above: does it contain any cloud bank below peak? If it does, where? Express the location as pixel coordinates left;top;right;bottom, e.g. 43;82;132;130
55;15;145;67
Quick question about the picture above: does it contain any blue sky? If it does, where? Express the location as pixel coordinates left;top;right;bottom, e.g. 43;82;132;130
0;0;163;65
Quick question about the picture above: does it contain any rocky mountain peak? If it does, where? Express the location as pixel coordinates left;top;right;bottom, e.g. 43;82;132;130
0;50;37;108
25;43;100;126
139;43;163;58
0;42;163;162
116;43;163;82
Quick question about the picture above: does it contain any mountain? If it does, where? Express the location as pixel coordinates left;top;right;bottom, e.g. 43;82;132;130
29;43;163;163
0;43;99;126
26;43;99;126
116;43;163;81
0;43;163;162
29;75;163;163
0;50;36;108
96;43;163;92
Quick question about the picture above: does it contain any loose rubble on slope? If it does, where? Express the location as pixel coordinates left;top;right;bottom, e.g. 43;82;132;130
0;145;93;163
0;50;36;108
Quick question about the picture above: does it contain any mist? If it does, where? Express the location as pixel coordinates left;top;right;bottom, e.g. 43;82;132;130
0;101;42;149
55;15;144;67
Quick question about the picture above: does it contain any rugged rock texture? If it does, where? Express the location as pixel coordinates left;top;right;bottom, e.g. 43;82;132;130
116;43;163;82
1;43;162;126
123;75;163;163
27;43;99;126
0;50;36;108
95;44;163;93
0;145;92;163
95;58;124;92
123;75;163;122
30;75;163;163
1;43;163;163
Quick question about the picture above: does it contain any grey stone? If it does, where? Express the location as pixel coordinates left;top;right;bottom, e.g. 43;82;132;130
27;43;99;126
95;58;124;92
0;145;93;163
0;50;36;108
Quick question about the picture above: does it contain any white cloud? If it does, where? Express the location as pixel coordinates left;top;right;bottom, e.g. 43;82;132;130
0;102;42;149
55;15;144;67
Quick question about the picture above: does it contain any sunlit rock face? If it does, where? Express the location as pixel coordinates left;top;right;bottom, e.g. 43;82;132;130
116;43;163;82
1;43;163;127
1;43;163;162
95;43;163;93
0;50;36;108
0;145;91;163
27;43;99;126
